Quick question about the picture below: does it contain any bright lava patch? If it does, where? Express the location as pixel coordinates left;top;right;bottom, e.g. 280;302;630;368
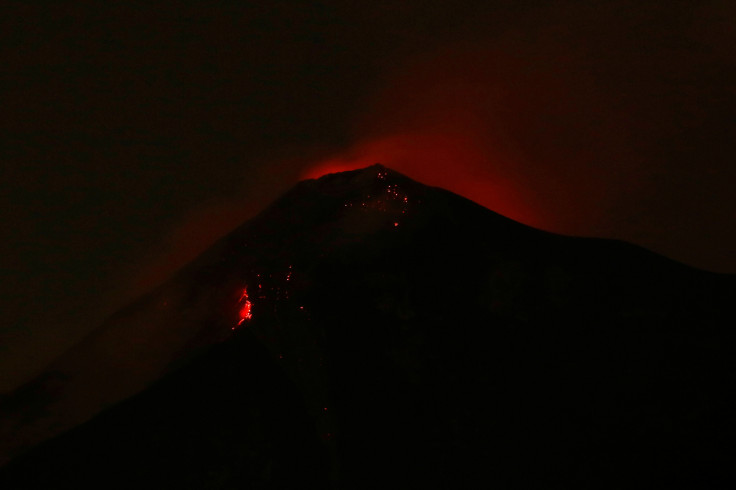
235;287;253;328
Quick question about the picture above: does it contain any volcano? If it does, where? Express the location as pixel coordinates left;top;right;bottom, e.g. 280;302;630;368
1;165;735;488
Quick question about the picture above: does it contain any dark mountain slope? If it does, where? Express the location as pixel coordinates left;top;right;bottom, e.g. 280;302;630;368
2;330;330;489
2;165;734;488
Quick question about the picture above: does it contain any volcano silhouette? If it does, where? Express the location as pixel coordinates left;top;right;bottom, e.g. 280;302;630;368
1;165;735;489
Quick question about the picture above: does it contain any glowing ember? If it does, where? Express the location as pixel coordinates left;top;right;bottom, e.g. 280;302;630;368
236;287;253;327
339;172;413;227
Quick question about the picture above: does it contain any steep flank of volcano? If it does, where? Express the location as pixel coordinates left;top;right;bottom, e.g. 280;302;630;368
2;165;734;488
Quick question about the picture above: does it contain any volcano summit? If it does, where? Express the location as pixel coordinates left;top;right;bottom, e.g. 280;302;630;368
1;165;734;489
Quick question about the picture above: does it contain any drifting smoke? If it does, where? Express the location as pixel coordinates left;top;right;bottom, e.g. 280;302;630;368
303;3;736;273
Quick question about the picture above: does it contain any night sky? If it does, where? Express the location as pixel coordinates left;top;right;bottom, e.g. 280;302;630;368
2;0;734;391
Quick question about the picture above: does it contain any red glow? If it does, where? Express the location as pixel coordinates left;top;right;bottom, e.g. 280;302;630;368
236;287;253;327
301;132;539;227
299;46;564;229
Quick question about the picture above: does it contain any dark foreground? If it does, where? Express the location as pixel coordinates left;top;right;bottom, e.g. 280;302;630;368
2;166;735;488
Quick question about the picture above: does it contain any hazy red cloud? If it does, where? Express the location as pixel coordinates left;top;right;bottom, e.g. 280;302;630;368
303;131;539;228
303;16;736;273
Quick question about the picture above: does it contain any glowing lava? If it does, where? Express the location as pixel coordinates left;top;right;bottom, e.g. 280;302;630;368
236;287;253;327
301;132;539;228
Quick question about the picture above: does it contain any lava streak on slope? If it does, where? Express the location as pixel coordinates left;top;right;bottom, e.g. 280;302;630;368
235;287;253;328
